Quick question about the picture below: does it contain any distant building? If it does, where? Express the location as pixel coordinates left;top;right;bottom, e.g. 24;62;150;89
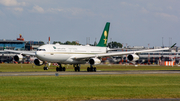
0;34;44;51
108;46;180;65
0;34;45;63
0;40;26;50
25;41;44;50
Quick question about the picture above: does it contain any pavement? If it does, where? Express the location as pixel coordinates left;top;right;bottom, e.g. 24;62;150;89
0;70;180;76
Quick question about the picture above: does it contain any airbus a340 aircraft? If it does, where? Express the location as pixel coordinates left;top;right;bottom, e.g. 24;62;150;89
5;22;170;72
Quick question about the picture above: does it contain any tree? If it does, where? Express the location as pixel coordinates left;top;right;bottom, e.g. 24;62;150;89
64;41;71;45
108;41;122;48
53;41;63;44
53;41;80;45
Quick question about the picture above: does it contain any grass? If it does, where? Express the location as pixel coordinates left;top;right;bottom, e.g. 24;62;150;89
0;74;180;101
0;63;180;72
0;64;180;100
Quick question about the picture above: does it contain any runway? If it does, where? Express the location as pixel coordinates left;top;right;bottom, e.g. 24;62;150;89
0;70;180;76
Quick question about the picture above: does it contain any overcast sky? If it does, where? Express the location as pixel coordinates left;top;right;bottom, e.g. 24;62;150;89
0;0;179;47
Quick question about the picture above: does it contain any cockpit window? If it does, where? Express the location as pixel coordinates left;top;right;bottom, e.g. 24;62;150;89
37;49;46;51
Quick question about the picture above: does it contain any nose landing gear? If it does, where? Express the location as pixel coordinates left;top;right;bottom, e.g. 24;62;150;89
43;67;48;70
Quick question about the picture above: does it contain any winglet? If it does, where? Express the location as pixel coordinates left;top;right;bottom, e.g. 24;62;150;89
171;43;177;48
96;22;110;47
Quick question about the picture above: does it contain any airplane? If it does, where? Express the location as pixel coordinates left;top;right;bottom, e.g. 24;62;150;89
4;22;170;72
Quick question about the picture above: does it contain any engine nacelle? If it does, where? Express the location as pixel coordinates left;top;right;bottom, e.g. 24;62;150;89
89;58;101;65
14;55;24;62
127;54;139;62
34;59;44;66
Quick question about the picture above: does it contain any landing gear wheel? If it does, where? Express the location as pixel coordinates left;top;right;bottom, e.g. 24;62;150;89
44;67;48;70
74;64;81;72
43;63;49;70
94;67;96;72
78;67;80;72
87;65;96;72
87;67;90;72
63;67;66;71
75;67;80;72
75;67;77;71
56;64;66;72
56;67;58;71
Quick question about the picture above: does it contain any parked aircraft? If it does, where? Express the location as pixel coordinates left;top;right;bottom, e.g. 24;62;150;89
5;22;170;72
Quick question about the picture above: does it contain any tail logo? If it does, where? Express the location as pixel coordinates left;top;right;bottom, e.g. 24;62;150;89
104;31;108;44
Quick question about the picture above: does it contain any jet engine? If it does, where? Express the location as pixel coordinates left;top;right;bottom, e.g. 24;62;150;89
34;59;44;66
89;58;101;65
127;54;139;62
14;54;24;62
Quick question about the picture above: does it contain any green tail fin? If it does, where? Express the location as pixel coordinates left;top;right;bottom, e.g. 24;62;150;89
96;22;110;47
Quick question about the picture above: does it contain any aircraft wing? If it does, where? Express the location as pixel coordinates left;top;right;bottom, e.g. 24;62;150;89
72;48;169;60
4;49;36;56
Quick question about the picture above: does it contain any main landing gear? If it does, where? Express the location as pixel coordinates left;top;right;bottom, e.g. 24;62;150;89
87;65;96;72
73;64;96;72
74;64;80;72
56;64;66;72
53;63;96;72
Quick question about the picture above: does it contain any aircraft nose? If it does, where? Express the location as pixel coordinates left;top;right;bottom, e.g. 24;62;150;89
35;51;41;57
35;51;37;57
35;51;45;59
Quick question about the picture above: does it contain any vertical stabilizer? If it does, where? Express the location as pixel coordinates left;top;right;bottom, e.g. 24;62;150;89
96;22;110;47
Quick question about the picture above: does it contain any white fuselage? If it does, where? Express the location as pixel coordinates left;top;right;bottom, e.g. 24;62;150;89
35;44;107;64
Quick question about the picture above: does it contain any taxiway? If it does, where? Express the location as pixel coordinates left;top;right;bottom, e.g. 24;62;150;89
0;70;180;76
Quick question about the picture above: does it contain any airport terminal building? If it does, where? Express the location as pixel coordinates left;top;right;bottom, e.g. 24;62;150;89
0;35;44;51
0;40;26;50
0;35;44;63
